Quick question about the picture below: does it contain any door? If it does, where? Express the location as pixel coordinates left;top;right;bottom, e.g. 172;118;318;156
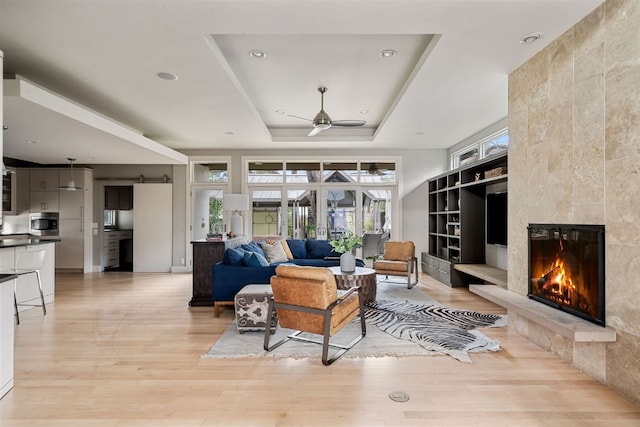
133;183;172;272
323;187;359;242
192;187;224;241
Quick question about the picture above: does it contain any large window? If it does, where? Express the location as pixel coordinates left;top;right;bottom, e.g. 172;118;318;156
245;158;399;245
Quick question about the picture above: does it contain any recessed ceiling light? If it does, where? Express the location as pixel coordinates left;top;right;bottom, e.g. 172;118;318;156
249;49;266;59
519;32;543;45
275;109;285;114
223;131;235;136
157;72;178;81
416;131;425;135
360;110;369;115
27;140;37;144
379;49;397;58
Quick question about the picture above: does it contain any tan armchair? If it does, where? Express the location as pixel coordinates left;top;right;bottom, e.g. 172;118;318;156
373;241;419;289
264;264;366;365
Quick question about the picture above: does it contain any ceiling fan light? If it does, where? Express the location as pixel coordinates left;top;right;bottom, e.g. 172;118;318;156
66;180;77;191
315;123;331;130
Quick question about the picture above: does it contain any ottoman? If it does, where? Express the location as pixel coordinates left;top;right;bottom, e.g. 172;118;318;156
234;284;278;334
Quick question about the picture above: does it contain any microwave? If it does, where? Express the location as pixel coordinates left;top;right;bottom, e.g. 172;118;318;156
29;212;59;236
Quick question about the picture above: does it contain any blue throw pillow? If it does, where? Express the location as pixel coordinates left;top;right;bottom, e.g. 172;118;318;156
241;241;266;258
243;251;269;267
286;239;307;259
222;247;245;266
306;239;340;259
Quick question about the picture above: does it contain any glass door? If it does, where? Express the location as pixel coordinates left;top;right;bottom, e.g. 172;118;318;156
287;188;317;239
192;188;224;241
323;187;360;242
251;188;282;239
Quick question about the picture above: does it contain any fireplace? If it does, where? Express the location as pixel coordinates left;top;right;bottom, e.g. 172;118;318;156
528;224;605;326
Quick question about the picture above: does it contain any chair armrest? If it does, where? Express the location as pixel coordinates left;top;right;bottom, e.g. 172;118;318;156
337;285;360;301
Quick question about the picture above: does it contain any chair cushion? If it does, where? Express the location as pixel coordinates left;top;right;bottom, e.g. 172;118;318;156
373;259;409;272
222;247;245;266
286;239;307;259
243;251;270;267
261;240;289;264
383;241;415;261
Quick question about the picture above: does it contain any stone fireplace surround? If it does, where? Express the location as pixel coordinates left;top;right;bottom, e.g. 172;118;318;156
501;0;640;404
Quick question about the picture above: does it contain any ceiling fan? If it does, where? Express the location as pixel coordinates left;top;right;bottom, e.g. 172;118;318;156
288;87;366;136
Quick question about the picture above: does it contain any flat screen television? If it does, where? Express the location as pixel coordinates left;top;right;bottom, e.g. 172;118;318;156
486;192;507;246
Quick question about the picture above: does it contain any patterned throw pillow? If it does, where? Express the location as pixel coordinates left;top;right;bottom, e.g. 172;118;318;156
261;240;289;263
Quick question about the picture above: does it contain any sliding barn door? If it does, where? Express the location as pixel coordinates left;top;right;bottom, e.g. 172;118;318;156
133;183;172;272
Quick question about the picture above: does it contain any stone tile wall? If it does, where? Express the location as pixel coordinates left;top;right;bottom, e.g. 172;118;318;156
508;0;640;404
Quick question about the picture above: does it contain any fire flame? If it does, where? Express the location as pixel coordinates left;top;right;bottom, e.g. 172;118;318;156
541;257;577;305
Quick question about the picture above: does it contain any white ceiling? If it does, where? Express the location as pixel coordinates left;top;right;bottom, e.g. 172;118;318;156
0;0;603;165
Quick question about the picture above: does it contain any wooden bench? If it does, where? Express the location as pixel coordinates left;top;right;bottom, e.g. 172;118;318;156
453;263;507;287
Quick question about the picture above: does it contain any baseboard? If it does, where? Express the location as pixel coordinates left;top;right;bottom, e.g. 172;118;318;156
170;266;191;274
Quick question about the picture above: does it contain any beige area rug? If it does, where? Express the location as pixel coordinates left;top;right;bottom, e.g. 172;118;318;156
203;282;507;363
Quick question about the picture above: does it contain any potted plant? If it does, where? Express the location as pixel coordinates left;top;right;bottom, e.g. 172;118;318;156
329;231;363;273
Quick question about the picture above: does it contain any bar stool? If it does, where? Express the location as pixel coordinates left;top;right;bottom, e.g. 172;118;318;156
7;250;47;325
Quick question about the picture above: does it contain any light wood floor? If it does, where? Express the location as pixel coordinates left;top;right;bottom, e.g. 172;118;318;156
1;272;639;427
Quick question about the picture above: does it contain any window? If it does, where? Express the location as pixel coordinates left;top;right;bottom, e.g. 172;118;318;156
191;162;228;183
451;128;508;169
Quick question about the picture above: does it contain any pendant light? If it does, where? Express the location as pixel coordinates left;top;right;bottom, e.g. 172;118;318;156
58;158;84;191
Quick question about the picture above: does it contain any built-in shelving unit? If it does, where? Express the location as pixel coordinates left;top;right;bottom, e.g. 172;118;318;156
423;152;508;287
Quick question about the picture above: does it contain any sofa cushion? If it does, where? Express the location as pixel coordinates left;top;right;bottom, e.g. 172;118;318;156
286;239;307;259
243;251;269;267
261;240;289;263
222;247;245;266
241;241;266;258
306;239;340;259
281;240;294;259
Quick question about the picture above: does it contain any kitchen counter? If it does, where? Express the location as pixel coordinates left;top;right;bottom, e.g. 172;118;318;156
0;235;61;248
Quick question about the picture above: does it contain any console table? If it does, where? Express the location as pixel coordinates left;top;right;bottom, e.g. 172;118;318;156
189;237;248;306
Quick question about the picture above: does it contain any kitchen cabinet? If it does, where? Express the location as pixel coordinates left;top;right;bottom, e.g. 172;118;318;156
103;230;120;269
2;169;16;214
29;169;59;191
57;219;84;269
105;186;133;210
29;190;59;212
57;168;93;272
15;169;30;214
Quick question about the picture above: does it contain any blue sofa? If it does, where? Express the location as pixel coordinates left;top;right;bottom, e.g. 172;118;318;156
211;239;364;313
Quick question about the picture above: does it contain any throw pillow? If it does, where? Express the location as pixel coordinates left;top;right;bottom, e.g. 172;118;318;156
222;247;245;266
266;239;293;260
243;251;269;267
286;239;307;259
261;240;288;263
306;239;340;259
241;241;266;258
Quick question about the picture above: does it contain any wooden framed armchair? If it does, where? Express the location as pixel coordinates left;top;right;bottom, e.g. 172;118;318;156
264;264;366;365
373;241;419;289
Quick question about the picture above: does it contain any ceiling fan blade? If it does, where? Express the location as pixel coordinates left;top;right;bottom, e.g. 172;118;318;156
307;126;324;137
331;120;366;127
287;114;313;122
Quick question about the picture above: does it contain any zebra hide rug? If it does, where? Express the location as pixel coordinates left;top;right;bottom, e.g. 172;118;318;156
364;299;507;363
204;284;507;363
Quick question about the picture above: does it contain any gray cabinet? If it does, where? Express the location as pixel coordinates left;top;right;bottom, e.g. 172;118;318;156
105;186;133;210
427;153;507;287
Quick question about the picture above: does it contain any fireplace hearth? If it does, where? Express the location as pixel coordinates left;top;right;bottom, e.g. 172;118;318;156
528;224;605;326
